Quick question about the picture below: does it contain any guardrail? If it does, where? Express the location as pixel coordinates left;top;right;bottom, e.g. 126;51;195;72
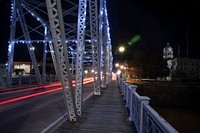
118;79;178;133
0;75;6;88
0;74;58;88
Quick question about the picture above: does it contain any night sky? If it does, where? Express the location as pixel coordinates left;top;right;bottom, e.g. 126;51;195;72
0;0;200;63
107;0;200;62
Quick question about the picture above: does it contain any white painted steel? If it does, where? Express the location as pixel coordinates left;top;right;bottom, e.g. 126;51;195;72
118;79;178;133
16;0;42;85
46;0;77;121
75;0;87;117
7;0;17;88
89;0;101;95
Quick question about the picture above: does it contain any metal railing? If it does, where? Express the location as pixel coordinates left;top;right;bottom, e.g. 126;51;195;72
118;79;178;133
0;75;6;88
0;74;58;88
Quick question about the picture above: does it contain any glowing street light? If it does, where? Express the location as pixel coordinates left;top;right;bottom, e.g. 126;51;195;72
119;46;125;62
119;46;125;53
115;63;119;67
84;70;88;74
30;46;35;51
120;65;124;69
84;70;88;78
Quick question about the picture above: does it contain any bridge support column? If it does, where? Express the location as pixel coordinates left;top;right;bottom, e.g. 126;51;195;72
16;0;43;85
75;0;87;117
46;0;77;121
89;0;101;95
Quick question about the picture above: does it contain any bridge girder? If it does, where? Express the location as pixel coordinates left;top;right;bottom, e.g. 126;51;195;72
7;0;113;121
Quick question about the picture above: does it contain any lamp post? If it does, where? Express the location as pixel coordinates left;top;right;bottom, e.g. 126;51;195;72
118;46;126;80
119;46;125;62
29;46;35;75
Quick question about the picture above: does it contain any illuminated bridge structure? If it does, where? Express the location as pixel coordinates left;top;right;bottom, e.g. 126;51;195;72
1;0;178;132
6;0;112;121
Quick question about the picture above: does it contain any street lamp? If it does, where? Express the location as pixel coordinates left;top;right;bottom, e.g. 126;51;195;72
119;46;125;53
119;46;125;62
84;70;88;78
115;63;119;68
30;46;35;51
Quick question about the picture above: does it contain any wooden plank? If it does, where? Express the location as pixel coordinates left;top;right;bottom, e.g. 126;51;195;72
54;81;137;133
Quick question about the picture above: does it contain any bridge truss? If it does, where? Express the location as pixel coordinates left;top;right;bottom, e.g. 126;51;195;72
7;0;113;121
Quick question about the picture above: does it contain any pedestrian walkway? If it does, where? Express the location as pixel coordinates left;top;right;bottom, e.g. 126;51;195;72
54;80;136;133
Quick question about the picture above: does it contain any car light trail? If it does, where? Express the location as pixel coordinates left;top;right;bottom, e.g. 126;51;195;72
1;77;93;95
0;78;94;106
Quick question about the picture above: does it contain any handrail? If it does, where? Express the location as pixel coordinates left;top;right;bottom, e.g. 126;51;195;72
143;105;178;133
118;79;178;133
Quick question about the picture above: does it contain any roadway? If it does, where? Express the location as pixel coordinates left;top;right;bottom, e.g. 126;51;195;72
0;78;94;133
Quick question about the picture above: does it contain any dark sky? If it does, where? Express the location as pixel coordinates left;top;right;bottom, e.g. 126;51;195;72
0;0;10;63
107;0;200;62
0;0;200;63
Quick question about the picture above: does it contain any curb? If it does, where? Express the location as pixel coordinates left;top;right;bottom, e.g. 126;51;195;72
40;92;94;133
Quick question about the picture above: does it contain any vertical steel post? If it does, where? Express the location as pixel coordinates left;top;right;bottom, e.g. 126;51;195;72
46;0;77;121
75;0;87;117
89;0;101;95
7;0;17;88
42;26;48;84
16;0;43;85
99;0;104;87
104;1;112;84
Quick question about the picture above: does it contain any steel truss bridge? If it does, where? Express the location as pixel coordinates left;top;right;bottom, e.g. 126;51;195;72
6;0;113;121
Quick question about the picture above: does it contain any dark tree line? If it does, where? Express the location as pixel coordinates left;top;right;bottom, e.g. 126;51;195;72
128;51;169;79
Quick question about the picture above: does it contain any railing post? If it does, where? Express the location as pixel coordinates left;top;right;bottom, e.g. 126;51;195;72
19;75;22;85
0;75;6;88
49;74;52;82
119;79;124;96
122;81;127;100
128;85;137;121
140;96;150;133
29;75;32;84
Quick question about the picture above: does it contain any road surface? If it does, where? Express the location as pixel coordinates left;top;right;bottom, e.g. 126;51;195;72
0;78;94;133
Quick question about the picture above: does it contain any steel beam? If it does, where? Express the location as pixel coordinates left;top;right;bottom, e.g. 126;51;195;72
89;0;101;95
7;0;17;88
46;0;77;121
75;0;87;117
17;0;43;85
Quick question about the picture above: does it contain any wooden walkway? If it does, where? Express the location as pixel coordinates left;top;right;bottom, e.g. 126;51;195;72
54;81;136;133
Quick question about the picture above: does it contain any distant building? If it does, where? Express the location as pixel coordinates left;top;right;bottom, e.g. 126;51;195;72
168;58;200;79
13;61;43;75
163;43;200;80
13;62;32;75
163;43;174;60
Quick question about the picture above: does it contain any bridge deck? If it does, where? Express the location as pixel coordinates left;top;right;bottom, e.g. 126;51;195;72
54;80;136;133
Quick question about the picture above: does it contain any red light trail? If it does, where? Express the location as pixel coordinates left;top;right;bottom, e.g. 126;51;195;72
0;78;94;106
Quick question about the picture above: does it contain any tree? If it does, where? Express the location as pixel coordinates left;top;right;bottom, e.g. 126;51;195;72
130;51;169;78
